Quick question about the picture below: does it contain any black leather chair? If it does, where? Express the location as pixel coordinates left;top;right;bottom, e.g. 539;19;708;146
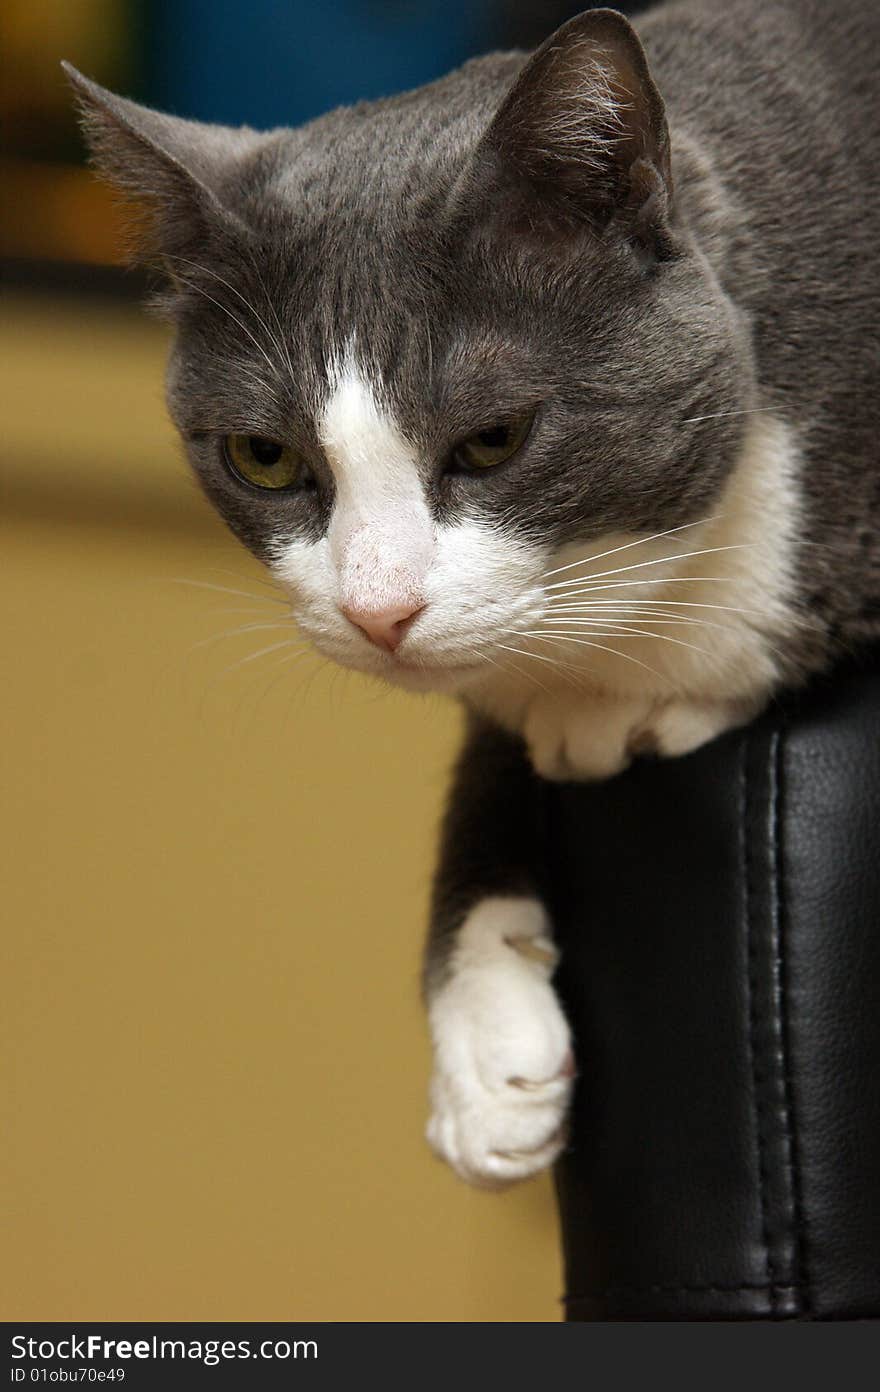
548;655;880;1320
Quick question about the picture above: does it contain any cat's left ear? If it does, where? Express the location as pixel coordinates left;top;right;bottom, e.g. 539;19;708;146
462;8;673;257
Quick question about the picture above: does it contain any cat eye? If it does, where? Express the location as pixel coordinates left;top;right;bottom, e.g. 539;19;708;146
223;434;306;490
449;412;535;472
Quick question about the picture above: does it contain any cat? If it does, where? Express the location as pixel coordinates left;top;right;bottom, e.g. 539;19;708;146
67;0;879;1189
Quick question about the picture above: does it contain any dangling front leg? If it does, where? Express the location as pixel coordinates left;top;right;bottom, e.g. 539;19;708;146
424;719;573;1189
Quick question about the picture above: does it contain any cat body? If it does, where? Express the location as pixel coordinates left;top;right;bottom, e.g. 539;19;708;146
69;0;879;1186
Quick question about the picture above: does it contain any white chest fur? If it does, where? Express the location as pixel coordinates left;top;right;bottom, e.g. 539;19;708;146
465;413;803;780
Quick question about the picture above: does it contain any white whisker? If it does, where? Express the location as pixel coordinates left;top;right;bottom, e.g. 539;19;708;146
211;638;302;676
522;632;676;690
534;624;726;669
244;250;298;384
544;575;743;597
166;578;289;606
199;564;288;597
682;406;779;424
545;597;822;632
189;621;304;654
546;598;766;615
494;642;587;693
203;639;308;698
166;255;290;381
539;613;731;632
247;644;321;711
542;602;743;626
210;605;294;619
544;543;751;592
539;515;721;581
169;271;281;381
479;645;547;693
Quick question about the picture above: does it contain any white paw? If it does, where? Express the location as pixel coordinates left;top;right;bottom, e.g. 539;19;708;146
522;692;759;781
524;695;652;781
426;897;573;1189
646;696;759;757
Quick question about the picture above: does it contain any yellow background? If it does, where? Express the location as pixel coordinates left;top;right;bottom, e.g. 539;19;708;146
1;293;561;1321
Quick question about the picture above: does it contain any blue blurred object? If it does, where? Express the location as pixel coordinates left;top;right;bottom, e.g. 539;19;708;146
147;0;499;128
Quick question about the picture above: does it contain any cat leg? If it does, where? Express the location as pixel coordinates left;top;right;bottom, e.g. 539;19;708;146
425;719;572;1188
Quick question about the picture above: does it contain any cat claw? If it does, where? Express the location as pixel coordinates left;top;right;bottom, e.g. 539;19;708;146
507;1050;576;1090
491;1122;568;1162
503;933;558;967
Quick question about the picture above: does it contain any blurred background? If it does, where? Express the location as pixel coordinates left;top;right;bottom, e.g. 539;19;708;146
2;0;639;1322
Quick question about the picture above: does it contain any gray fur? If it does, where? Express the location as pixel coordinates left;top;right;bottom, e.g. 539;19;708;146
66;0;880;678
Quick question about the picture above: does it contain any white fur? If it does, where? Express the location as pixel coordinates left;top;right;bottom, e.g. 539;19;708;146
268;350;548;688
319;352;433;615
468;413;803;778
271;515;545;691
426;897;573;1189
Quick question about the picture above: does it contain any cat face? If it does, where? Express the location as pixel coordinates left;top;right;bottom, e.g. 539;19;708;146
168;240;748;694
67;11;754;695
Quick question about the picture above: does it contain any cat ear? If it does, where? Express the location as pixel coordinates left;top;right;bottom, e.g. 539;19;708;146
62;62;258;265
464;8;673;253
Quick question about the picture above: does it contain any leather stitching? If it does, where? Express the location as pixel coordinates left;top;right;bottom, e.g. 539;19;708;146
565;1282;801;1299
741;732;776;1306
774;722;812;1314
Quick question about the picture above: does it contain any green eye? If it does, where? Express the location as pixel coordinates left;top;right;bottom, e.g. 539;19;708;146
451;412;534;471
223;434;305;490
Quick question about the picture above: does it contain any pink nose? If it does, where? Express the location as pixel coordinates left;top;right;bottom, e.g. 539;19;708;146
342;601;425;652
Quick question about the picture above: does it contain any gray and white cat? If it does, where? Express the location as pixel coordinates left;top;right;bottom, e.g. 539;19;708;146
68;0;879;1188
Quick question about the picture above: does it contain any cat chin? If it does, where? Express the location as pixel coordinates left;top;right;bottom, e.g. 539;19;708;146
307;637;488;694
314;648;484;694
378;660;487;696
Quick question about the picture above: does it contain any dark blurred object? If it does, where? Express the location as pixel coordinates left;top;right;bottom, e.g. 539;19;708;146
1;0;140;269
144;2;648;129
1;0;137;164
146;0;494;129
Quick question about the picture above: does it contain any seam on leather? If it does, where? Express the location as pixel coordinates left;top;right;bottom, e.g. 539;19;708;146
563;1282;802;1299
741;731;775;1305
773;721;812;1314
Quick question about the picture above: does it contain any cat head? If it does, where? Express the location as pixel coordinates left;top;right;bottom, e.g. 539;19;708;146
66;9;753;695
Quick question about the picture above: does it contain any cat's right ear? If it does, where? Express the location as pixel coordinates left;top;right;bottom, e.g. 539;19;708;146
454;9;674;259
62;63;257;267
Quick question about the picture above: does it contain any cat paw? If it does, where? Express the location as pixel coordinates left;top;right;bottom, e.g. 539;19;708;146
642;696;759;758
426;897;573;1189
524;695;651;781
522;692;760;780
